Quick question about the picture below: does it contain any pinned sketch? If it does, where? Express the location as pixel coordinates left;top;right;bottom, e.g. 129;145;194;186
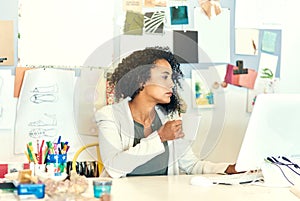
144;0;166;7
199;0;221;19
235;0;285;29
235;28;259;55
123;0;143;12
191;70;215;108
14;68;78;154
28;113;57;127
261;30;278;53
194;7;230;63
30;84;58;104
0;20;14;66
28;128;58;139
166;3;194;30
173;30;198;63
170;5;189;25
257;53;278;81
124;11;144;35
247;53;279;112
0;69;15;129
144;11;165;34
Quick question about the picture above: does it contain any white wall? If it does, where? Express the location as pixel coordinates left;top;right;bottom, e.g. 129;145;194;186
206;0;300;163
0;0;300;166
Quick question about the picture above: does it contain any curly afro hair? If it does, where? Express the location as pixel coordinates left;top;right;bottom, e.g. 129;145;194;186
110;46;184;114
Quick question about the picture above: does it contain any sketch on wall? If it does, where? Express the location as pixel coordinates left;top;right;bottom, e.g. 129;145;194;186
14;68;78;154
246;53;279;112
191;69;215;108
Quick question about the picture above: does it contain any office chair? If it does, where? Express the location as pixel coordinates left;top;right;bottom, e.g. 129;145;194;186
71;142;103;177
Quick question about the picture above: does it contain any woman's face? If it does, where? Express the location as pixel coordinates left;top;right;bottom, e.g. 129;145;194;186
142;59;175;104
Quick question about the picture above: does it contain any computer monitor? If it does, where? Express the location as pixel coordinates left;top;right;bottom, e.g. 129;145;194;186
235;93;300;172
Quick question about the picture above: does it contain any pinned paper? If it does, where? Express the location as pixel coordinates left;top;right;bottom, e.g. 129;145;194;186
261;31;277;53
235;28;259;55
124;11;144;35
198;0;221;19
144;11;165;34
144;0;166;7
224;64;258;89
170;5;189;25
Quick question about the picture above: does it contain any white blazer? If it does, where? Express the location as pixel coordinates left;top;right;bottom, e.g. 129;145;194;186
95;98;229;178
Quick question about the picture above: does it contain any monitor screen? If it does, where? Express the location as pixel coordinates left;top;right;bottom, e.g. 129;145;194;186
235;93;300;172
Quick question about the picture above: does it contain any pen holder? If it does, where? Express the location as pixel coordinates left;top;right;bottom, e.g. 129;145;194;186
46;153;67;176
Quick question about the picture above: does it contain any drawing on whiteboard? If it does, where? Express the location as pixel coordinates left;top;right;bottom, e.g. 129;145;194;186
28;128;57;138
30;84;58;104
31;84;58;93
30;94;58;104
28;113;57;127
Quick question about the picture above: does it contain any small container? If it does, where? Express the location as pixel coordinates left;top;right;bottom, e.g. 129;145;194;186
17;183;45;199
46;153;67;176
93;178;112;198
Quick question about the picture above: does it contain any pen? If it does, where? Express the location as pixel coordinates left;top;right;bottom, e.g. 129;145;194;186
57;136;61;144
39;140;45;164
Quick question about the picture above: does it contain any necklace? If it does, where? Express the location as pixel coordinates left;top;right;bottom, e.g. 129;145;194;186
133;110;155;128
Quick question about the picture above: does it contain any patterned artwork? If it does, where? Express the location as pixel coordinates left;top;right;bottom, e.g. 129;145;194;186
124;11;144;35
144;11;165;34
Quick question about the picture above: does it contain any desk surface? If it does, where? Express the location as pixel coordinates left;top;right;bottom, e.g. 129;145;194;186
1;175;299;201
84;175;299;201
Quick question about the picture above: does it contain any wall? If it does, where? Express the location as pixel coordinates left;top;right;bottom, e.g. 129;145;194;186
0;0;300;166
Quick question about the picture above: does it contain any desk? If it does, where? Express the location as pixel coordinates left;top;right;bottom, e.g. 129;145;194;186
83;175;299;201
1;175;299;200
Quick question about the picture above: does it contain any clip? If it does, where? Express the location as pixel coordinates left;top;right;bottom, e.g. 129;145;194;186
233;60;248;75
0;57;7;63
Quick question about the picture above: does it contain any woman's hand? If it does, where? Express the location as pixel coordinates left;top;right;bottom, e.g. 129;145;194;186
157;120;185;142
225;164;246;174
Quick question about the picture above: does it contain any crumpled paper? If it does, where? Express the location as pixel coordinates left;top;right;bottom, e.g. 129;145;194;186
198;0;222;19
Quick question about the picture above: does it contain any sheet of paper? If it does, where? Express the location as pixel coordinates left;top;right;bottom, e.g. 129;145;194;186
235;28;259;55
0;20;14;66
261;31;278;53
166;2;195;30
14;68;79;154
257;52;278;80
123;0;142;12
195;8;230;63
144;0;166;7
235;0;286;29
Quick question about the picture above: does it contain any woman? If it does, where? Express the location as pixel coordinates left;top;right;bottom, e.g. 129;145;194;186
95;46;237;178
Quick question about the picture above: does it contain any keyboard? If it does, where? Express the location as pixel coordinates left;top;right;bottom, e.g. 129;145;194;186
206;171;264;185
